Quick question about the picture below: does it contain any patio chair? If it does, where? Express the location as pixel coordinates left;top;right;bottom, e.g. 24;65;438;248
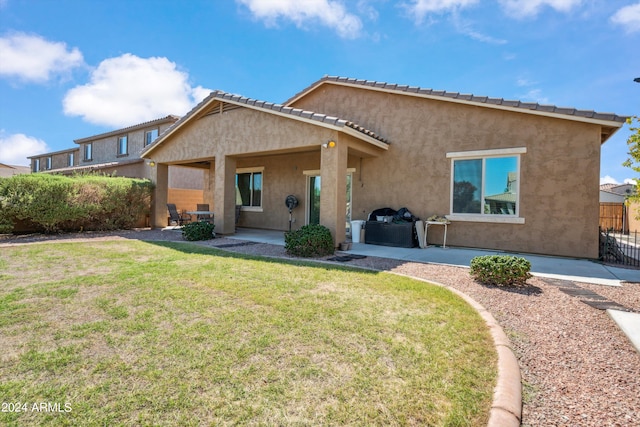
196;204;214;223
167;203;191;226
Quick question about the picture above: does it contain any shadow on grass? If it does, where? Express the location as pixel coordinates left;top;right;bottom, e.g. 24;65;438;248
144;240;385;276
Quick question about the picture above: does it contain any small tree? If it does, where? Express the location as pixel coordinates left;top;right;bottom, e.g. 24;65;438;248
622;116;640;218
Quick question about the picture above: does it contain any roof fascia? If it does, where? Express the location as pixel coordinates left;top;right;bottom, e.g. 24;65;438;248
27;147;80;159
289;79;626;130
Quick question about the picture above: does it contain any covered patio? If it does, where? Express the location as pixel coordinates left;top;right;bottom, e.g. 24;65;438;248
142;91;388;245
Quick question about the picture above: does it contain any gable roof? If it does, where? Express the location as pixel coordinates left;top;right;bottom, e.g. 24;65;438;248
0;163;30;177
27;147;79;159
142;90;389;157
286;76;628;143
74;115;180;144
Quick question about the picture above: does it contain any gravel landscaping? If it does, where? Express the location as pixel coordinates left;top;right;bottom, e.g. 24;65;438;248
2;228;639;426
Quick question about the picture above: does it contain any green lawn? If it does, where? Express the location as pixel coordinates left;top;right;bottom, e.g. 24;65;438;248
0;240;496;426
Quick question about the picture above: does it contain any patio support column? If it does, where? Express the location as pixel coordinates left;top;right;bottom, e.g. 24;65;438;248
214;155;237;235
150;163;169;229
320;137;347;246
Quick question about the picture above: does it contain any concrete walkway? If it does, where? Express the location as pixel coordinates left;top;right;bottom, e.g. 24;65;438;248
230;228;640;354
231;228;640;286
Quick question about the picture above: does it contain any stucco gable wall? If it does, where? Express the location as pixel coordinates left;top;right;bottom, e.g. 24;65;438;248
149;108;338;164
292;84;602;258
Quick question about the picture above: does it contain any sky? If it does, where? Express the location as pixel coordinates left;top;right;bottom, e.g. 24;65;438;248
0;0;639;185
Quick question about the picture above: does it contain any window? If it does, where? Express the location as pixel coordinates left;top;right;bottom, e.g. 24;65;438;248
117;135;128;156
145;129;159;146
84;143;92;161
68;152;74;167
447;147;526;223
236;168;263;210
33;159;40;172
46;157;52;170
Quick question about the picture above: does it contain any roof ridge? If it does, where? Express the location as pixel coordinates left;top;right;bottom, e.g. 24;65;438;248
286;75;628;124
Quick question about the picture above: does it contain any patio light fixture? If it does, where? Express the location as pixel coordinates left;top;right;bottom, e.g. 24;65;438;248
148;160;156;167
322;140;336;149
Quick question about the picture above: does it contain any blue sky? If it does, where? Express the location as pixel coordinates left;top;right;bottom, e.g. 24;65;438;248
1;0;639;184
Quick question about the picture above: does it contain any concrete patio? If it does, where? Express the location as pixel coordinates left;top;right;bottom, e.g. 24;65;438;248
229;228;640;287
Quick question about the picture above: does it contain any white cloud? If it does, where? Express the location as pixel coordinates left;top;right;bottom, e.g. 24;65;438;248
0;132;49;166
519;88;549;104
236;0;363;38
498;0;583;18
0;32;84;83
451;12;507;44
63;54;211;128
404;0;479;24
600;175;619;185
624;178;638;185
611;2;640;33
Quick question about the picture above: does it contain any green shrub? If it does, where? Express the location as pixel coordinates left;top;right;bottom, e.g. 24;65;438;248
0;174;152;233
284;224;335;257
181;221;215;241
470;255;532;287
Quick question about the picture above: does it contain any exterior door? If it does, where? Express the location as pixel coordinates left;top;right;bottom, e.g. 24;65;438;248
306;173;353;235
308;175;321;225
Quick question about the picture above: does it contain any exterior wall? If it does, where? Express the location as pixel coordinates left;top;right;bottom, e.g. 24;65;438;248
291;84;603;258
79;121;175;166
0;164;30;177
169;165;204;189
30;149;79;172
149;108;338;165
600;191;625;203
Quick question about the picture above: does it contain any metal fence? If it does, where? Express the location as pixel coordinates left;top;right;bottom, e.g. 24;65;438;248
599;228;640;268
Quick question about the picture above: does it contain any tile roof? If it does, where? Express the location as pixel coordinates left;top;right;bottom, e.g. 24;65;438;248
286;76;628;125
40;158;144;174
74;115;180;144
145;91;389;155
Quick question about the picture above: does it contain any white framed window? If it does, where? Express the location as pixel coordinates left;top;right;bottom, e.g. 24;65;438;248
447;147;526;224
68;152;74;167
145;129;159;146
45;157;52;170
117;135;128;156
236;167;264;211
33;158;40;172
84;143;92;161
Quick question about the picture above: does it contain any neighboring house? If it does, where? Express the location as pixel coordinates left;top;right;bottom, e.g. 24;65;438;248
600;183;639;233
28;147;79;173
142;76;627;258
0;163;30;177
27;115;205;214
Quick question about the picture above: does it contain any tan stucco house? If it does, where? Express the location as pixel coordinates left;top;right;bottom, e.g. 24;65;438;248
0;163;30;178
142;76;627;258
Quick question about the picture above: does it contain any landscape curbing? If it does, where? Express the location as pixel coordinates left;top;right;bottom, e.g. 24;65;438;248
388;272;522;427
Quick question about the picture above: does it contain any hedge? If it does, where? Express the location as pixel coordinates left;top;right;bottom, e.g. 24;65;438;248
0;174;153;233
